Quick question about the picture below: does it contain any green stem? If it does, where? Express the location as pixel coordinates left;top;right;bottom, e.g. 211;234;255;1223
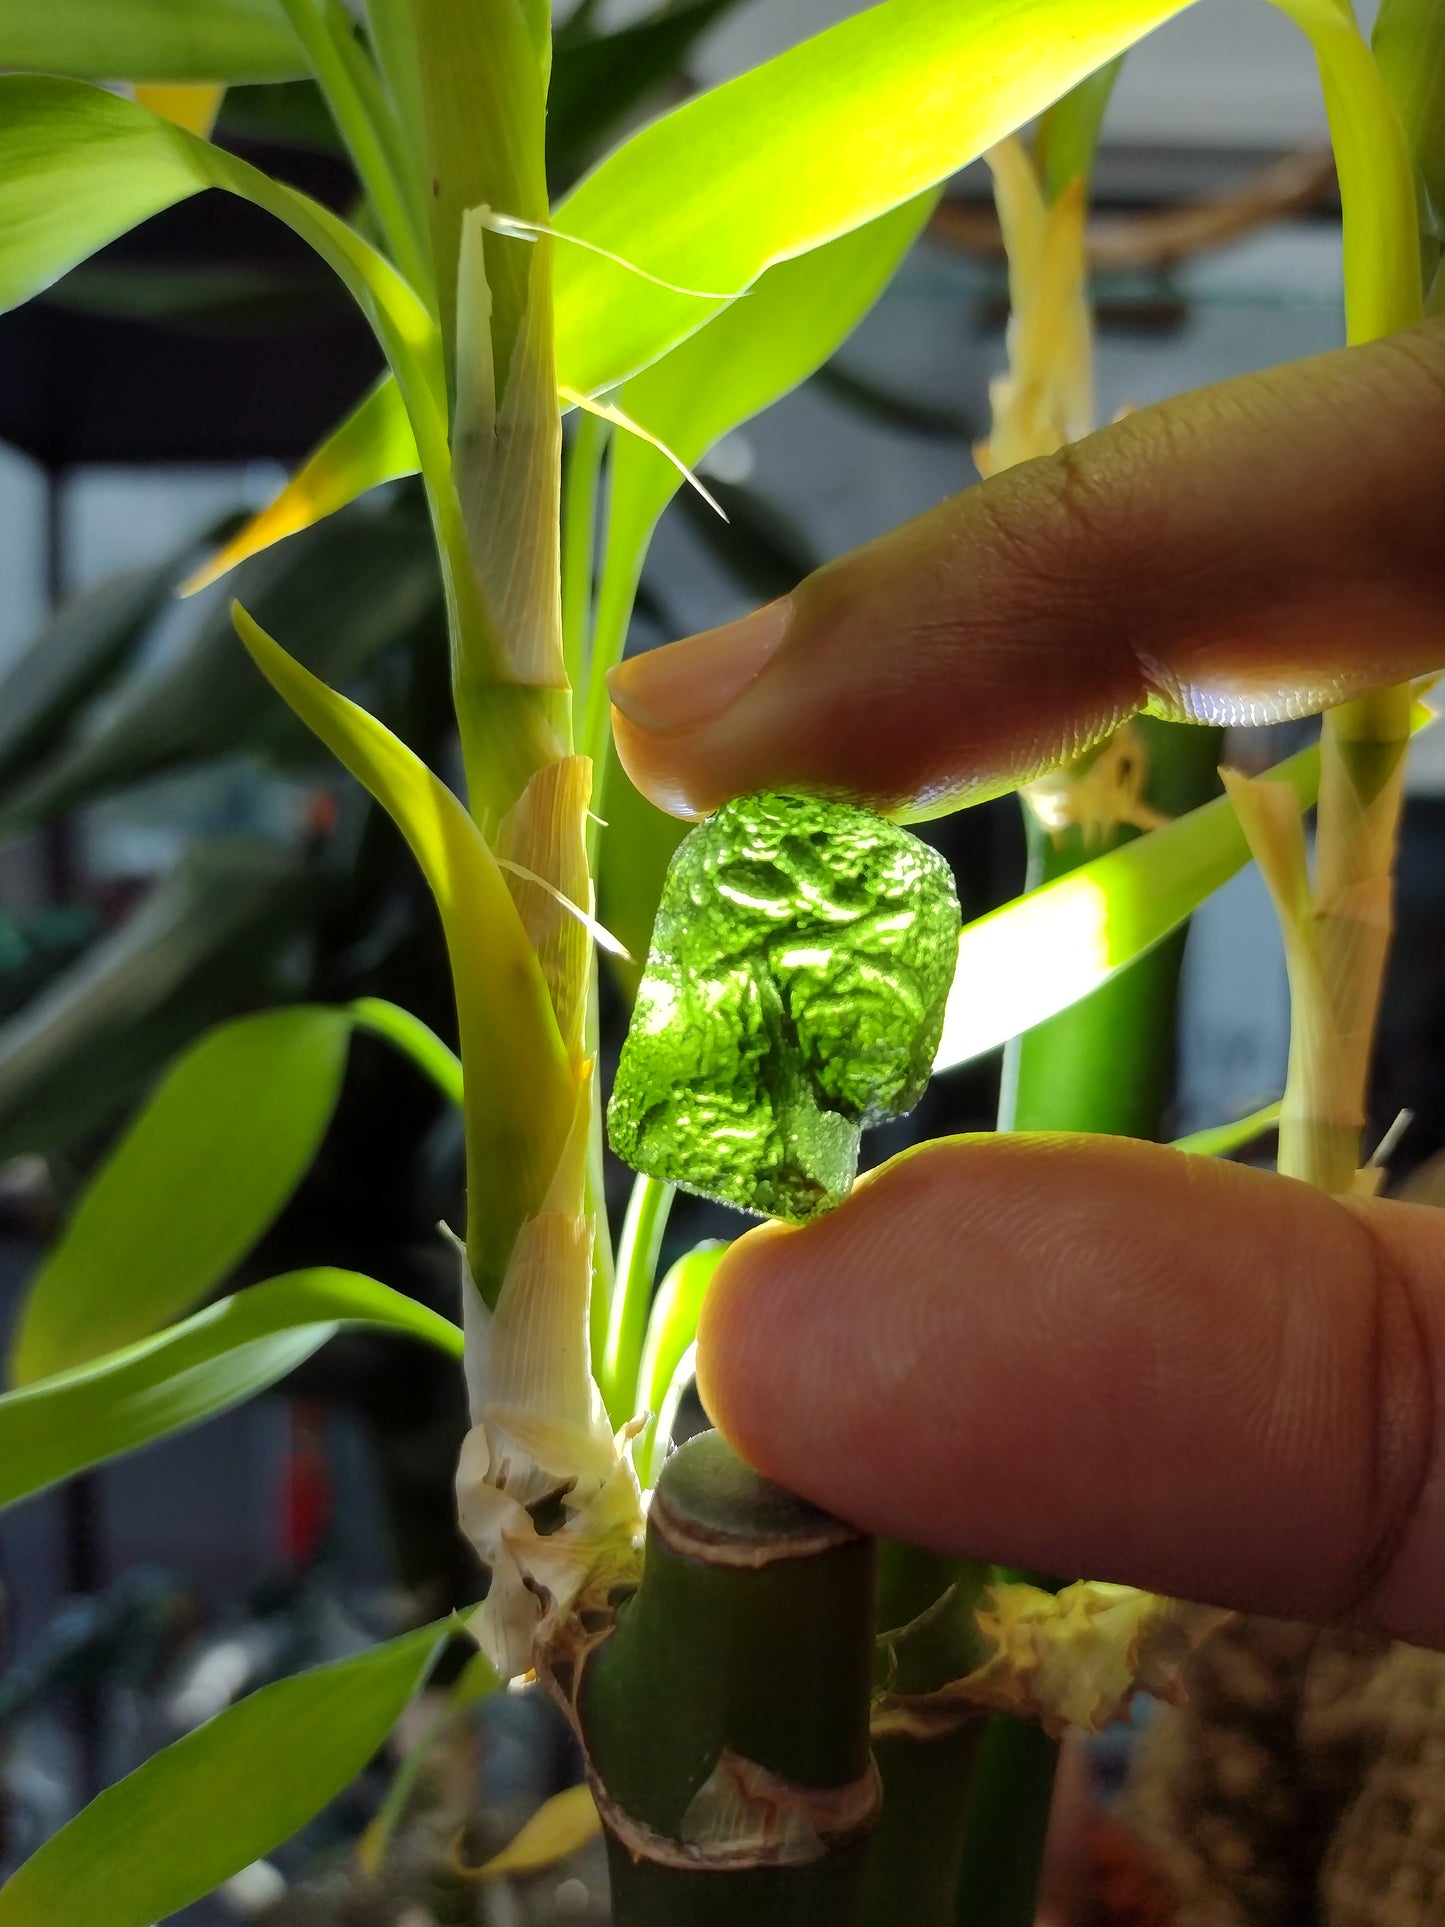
601;1172;674;1426
1000;720;1223;1135
277;0;433;299
863;1544;991;1927
580;1431;879;1926
952;1719;1061;1927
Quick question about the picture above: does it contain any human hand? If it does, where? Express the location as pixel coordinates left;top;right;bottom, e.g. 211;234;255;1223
607;320;1445;1647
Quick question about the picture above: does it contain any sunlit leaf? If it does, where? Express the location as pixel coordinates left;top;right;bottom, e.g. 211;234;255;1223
0;1618;449;1927
0;76;484;694
635;1241;726;1487
546;0;745;189
550;0;1198;399
0;0;304;82
185;379;420;595
934;745;1321;1074
11;1007;352;1385
0;1270;461;1511
234;604;573;1305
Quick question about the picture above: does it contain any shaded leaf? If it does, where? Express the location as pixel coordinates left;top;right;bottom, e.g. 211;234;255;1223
349;995;463;1106
635;1240;726;1487
0;491;439;832
0;0;305;83
0;838;315;1164
0;1617;449;1927
11;1006;353;1384
546;0;744;189
0;1270;461;1510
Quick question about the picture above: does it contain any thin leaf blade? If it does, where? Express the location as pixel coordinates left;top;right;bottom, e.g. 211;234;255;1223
934;745;1321;1073
0;1269;462;1511
0;1617;449;1927
233;604;573;1305
11;1006;353;1385
0;0;305;83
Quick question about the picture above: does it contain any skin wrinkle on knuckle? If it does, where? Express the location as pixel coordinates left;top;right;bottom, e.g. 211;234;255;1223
1333;1215;1439;1631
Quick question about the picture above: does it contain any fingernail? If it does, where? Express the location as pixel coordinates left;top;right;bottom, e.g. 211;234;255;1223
606;598;791;734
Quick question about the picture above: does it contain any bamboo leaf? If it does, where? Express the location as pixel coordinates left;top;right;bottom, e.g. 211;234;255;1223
636;1242;726;1487
184;378;420;594
462;1784;601;1879
0;840;313;1165
349;996;464;1106
0;1617;449;1927
1170;1100;1282;1159
0;76;489;707
1373;0;1445;287
550;0;1198;399
933;744;1322;1074
234;604;573;1306
0;1271;461;1512
0;551;188;801
0;494;439;833
0;0;305;82
11;1006;352;1385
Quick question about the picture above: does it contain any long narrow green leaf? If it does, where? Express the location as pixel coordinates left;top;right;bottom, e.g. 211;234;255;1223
0;0;305;82
0;1270;461;1511
550;0;1198;398
0;1617;449;1927
184;378;420;594
1373;0;1445;287
11;1007;352;1385
1171;1101;1282;1159
0;557;185;800
233;605;573;1306
349;996;464;1106
585;197;933;759
0;839;312;1165
0;75;496;732
0;495;439;832
933;745;1321;1073
635;1241;726;1487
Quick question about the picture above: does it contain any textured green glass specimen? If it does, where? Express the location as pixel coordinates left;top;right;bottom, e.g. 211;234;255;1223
608;793;961;1223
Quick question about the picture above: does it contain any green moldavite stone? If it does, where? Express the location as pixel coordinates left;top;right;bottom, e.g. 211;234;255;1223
607;792;961;1223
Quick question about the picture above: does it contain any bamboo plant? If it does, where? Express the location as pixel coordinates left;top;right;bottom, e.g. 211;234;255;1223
0;0;1436;1922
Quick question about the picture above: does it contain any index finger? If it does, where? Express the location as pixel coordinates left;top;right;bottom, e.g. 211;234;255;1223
609;321;1445;819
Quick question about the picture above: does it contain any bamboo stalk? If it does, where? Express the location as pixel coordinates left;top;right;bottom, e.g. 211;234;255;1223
862;1544;990;1927
579;1431;879;1926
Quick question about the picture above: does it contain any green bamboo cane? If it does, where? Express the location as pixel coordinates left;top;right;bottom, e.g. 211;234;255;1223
949;719;1223;1927
580;1430;880;1925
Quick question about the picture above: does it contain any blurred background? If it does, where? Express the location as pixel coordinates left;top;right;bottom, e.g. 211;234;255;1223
1;0;1441;1920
